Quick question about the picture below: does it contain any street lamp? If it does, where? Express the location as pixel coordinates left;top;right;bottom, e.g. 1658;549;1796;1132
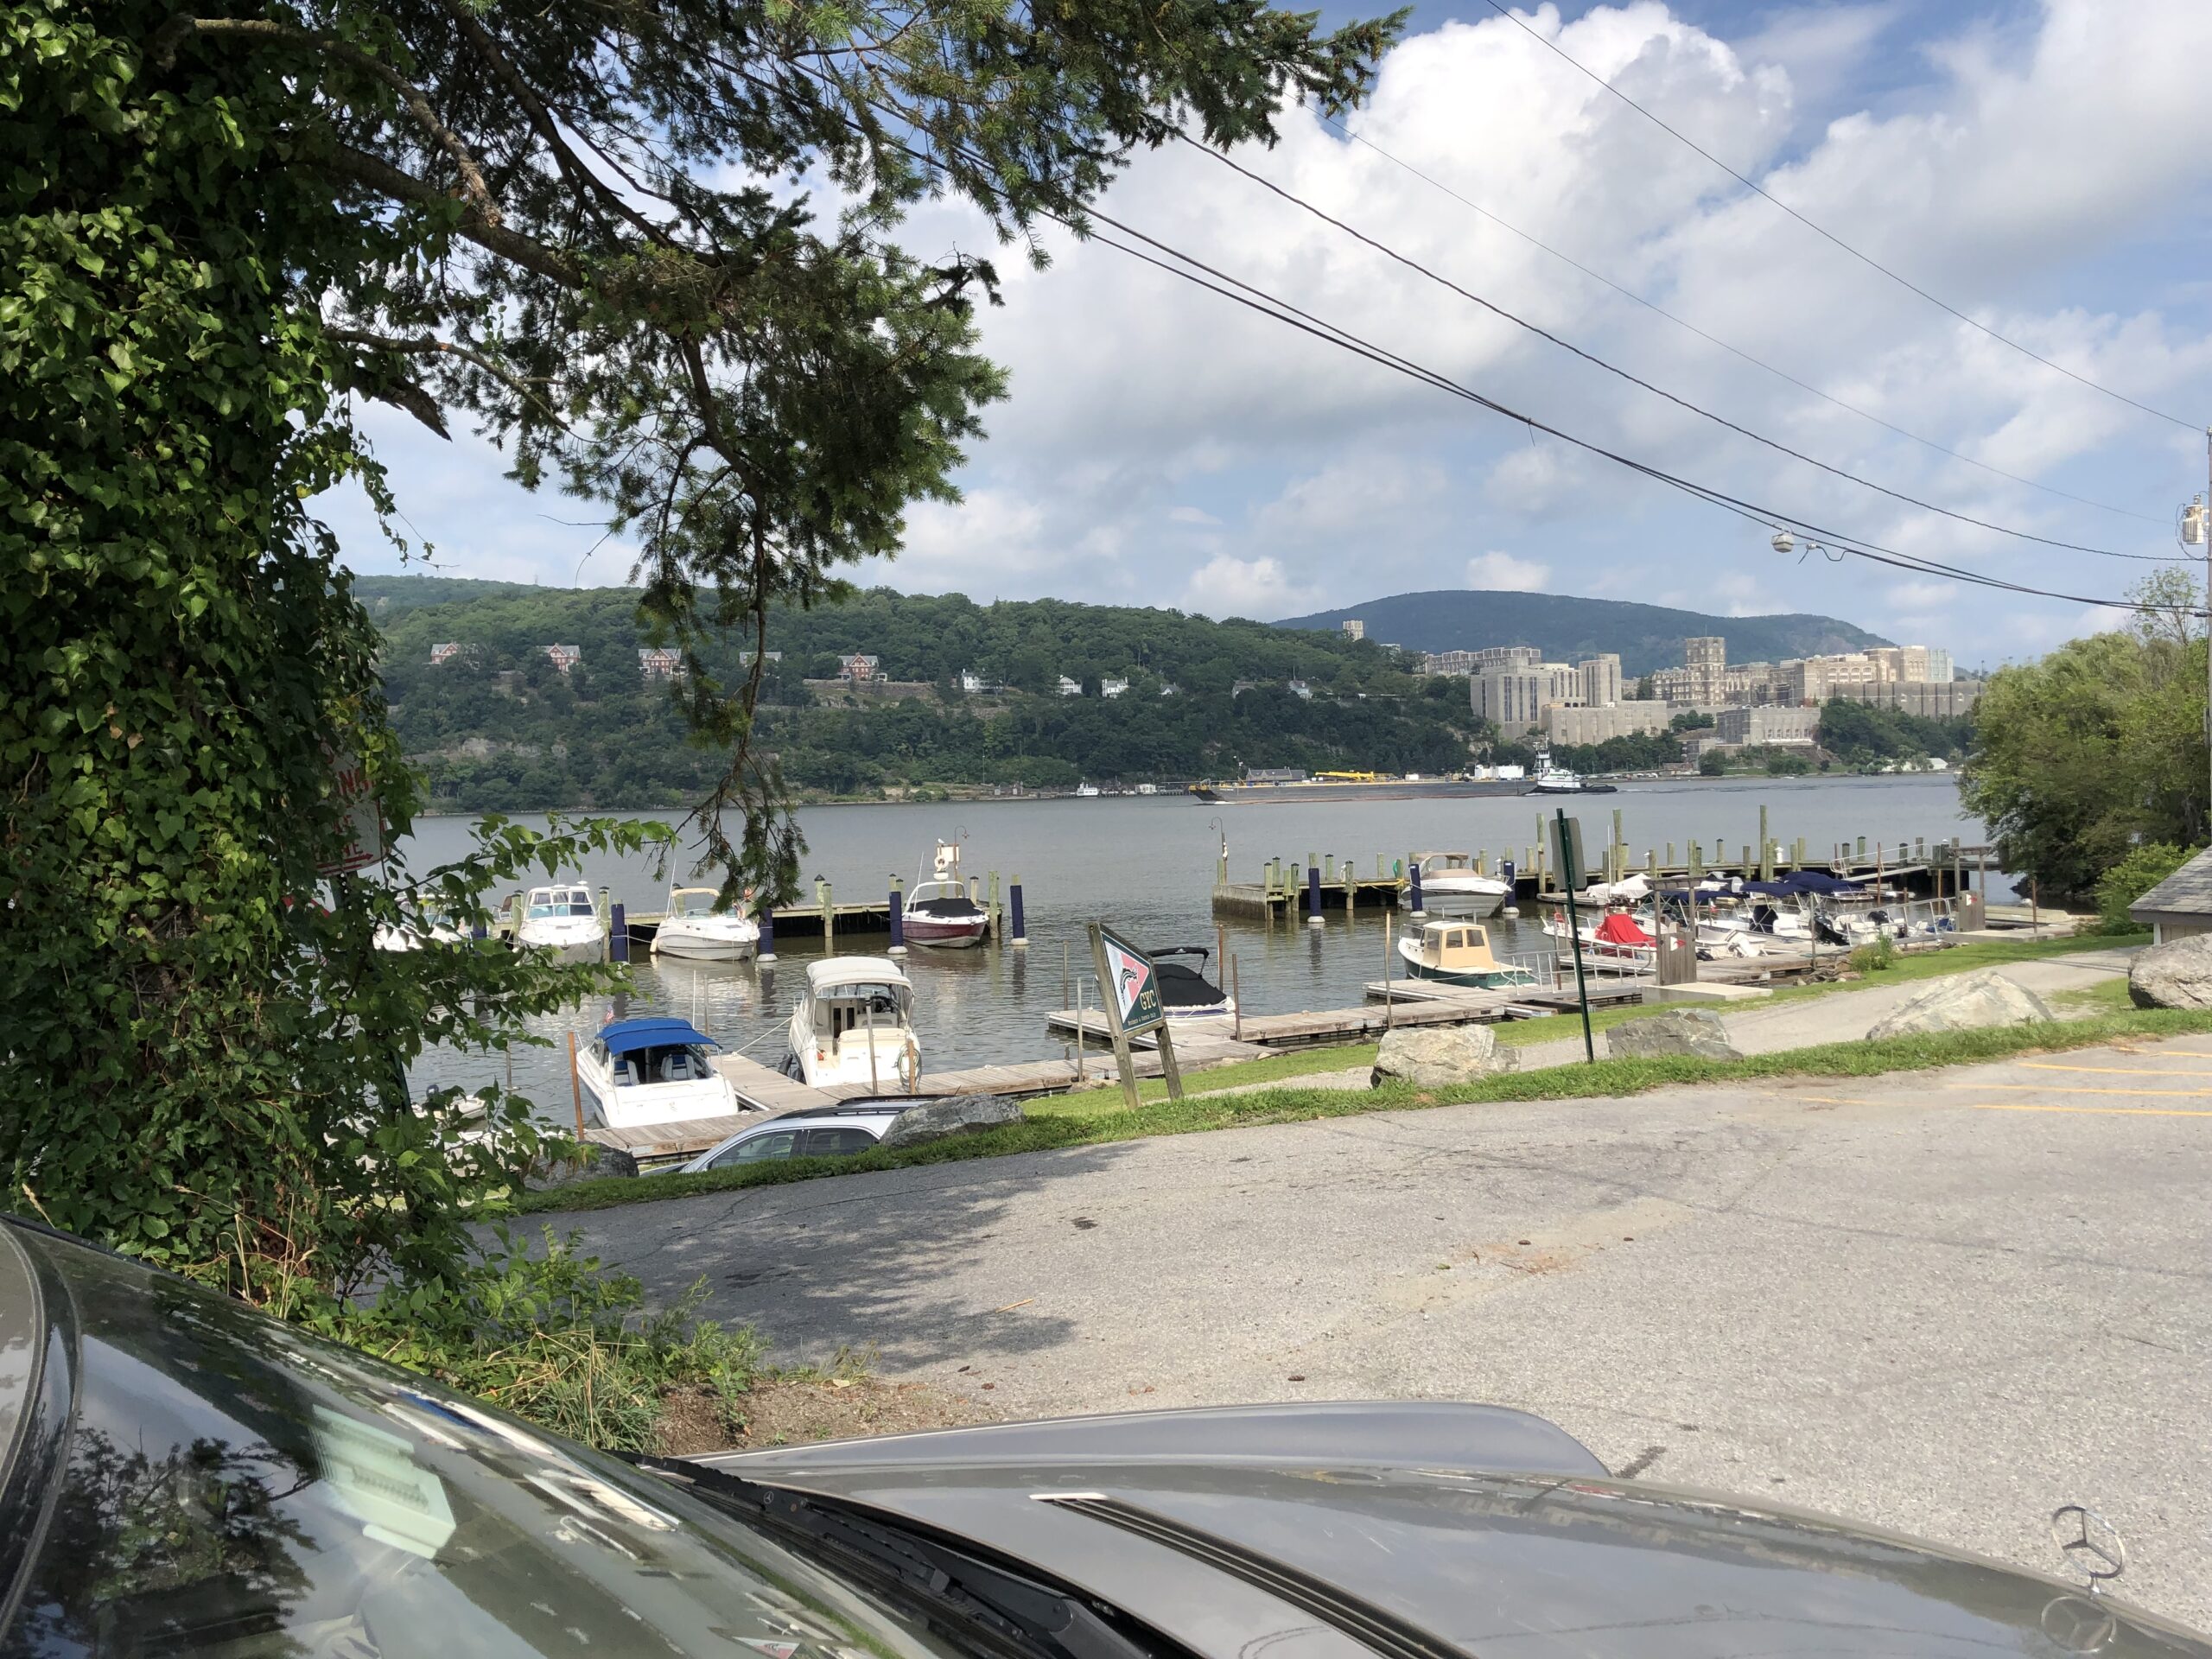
1770;527;1796;556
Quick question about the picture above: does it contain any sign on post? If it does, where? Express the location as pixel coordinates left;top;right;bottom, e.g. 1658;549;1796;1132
1551;809;1597;1065
1087;923;1181;1108
320;749;386;876
1097;924;1165;1035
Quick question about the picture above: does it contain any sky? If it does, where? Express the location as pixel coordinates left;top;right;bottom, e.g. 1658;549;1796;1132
326;0;2212;667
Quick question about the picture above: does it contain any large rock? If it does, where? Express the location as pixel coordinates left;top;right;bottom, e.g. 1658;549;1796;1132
878;1093;1024;1150
1605;1008;1742;1062
1370;1024;1518;1089
2128;934;2212;1010
528;1141;638;1188
1866;970;2055;1040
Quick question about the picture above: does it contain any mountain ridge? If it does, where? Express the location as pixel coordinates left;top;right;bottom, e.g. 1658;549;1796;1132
1273;588;1896;677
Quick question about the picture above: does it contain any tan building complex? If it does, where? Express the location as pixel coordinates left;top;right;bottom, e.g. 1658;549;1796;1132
1541;700;1671;744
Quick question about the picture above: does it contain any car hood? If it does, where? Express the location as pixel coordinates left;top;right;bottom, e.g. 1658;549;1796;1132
704;1405;2207;1659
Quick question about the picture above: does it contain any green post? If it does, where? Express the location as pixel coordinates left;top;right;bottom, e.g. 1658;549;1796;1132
1555;809;1596;1065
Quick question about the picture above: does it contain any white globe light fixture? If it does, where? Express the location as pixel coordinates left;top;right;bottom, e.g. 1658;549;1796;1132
1770;527;1796;556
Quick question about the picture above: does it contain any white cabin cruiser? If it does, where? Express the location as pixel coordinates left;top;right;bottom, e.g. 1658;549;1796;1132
1409;851;1511;915
575;1017;741;1130
902;841;990;949
372;908;467;951
515;883;607;962
652;885;760;962
785;957;922;1091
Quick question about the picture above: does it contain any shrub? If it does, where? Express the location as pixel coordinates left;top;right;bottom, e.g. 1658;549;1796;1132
2094;843;2200;933
1848;937;1897;973
302;1230;760;1452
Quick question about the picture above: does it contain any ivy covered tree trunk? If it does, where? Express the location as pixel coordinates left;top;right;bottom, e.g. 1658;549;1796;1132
3;0;1393;1300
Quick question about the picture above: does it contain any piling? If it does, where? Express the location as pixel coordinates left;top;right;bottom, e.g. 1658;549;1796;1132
1306;861;1324;925
817;878;835;951
1008;878;1027;947
1343;858;1357;912
756;906;777;963
988;870;1002;934
1500;858;1519;918
1611;808;1625;880
1325;853;1336;882
610;902;629;963
887;880;906;956
1408;860;1426;918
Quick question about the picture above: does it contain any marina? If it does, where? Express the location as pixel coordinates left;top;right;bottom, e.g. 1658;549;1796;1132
402;774;2026;1128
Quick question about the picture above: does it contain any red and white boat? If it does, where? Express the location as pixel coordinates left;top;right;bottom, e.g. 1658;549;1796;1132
1542;906;1658;969
901;841;991;949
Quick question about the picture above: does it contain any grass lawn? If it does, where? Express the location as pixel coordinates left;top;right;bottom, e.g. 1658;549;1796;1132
523;968;2196;1218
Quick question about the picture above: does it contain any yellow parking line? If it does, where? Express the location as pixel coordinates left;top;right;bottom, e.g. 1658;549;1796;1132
1972;1103;2212;1118
2019;1062;2212;1077
1789;1095;1881;1107
1948;1082;2212;1097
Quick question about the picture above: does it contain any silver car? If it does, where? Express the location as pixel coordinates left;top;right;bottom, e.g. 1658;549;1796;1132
3;1217;2202;1659
670;1105;904;1173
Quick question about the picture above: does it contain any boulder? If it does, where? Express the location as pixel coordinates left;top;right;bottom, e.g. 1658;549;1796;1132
1605;1008;1741;1063
1370;1024;1518;1089
1866;970;2054;1040
878;1093;1024;1150
2128;934;2212;1010
527;1141;638;1189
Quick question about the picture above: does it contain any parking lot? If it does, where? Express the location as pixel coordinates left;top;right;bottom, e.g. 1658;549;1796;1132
552;1033;2212;1626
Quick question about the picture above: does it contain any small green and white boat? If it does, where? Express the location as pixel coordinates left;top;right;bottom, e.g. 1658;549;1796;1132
1395;920;1541;988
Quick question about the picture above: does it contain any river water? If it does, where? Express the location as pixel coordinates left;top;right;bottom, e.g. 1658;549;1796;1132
399;772;1993;1116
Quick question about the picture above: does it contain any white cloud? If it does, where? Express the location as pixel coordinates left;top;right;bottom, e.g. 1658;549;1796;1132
328;0;2212;664
1181;555;1324;620
1465;550;1552;591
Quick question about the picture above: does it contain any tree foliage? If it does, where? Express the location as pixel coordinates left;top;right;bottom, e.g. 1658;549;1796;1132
1815;697;1972;765
367;579;1479;801
1961;584;2208;901
3;0;1395;1312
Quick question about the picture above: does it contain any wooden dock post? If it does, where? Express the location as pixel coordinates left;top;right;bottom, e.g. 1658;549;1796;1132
568;1031;584;1137
988;870;1001;934
1611;808;1624;881
1343;858;1357;912
1324;853;1336;882
1689;840;1702;878
1758;806;1770;880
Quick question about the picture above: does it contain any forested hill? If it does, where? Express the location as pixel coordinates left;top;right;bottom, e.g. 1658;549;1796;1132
1274;590;1892;674
364;578;1481;809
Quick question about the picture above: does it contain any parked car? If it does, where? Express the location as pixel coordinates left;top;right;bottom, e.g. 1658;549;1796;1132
3;1216;2200;1659
668;1104;906;1173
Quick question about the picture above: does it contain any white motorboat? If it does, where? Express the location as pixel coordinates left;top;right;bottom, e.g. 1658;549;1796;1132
575;1017;741;1130
902;841;990;948
1409;851;1511;915
372;908;467;951
1395;921;1541;988
785;957;922;1091
1153;944;1236;1020
1075;782;1102;798
515;883;607;962
1541;906;1658;969
651;885;760;962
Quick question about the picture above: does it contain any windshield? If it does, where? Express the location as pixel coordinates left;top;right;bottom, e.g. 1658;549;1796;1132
3;1232;982;1659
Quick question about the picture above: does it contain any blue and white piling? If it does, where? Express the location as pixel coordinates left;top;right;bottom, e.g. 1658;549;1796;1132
1306;861;1325;926
609;902;629;963
1008;878;1027;947
887;879;907;956
756;906;776;964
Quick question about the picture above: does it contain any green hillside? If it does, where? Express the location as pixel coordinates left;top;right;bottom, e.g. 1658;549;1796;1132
1274;589;1895;675
368;579;1484;809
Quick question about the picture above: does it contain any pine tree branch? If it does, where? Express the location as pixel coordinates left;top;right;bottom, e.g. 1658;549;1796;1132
151;16;502;225
320;143;582;287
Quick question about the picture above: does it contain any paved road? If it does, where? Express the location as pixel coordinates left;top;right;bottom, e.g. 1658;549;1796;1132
550;1026;2212;1627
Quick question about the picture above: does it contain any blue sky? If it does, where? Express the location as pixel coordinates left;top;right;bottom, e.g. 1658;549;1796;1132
326;2;2212;667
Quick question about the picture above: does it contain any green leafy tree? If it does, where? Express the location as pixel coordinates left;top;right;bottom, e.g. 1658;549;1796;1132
1961;575;2209;900
4;0;1397;1319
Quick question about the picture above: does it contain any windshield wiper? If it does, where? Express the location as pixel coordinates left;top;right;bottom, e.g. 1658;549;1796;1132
637;1457;1168;1659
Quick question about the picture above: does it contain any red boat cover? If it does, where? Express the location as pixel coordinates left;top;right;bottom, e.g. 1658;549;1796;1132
1594;912;1653;945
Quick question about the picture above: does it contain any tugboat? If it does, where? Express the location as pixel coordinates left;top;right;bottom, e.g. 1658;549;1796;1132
1526;747;1618;795
902;841;991;949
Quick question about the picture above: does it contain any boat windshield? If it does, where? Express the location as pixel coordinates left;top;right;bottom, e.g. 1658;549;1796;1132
527;887;594;919
612;1044;715;1085
670;889;725;918
813;985;912;1033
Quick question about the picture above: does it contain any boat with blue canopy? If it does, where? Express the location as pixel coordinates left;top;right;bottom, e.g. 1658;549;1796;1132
575;1016;743;1130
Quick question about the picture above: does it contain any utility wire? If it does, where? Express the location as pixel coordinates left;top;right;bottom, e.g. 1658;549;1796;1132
1313;111;2163;524
1475;0;2200;432
1182;135;2171;563
712;54;2186;613
1072;206;2180;613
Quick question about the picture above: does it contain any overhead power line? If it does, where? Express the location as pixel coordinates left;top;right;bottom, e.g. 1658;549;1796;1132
1181;135;2172;564
1313;111;2163;525
723;54;2185;613
1476;0;2201;433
